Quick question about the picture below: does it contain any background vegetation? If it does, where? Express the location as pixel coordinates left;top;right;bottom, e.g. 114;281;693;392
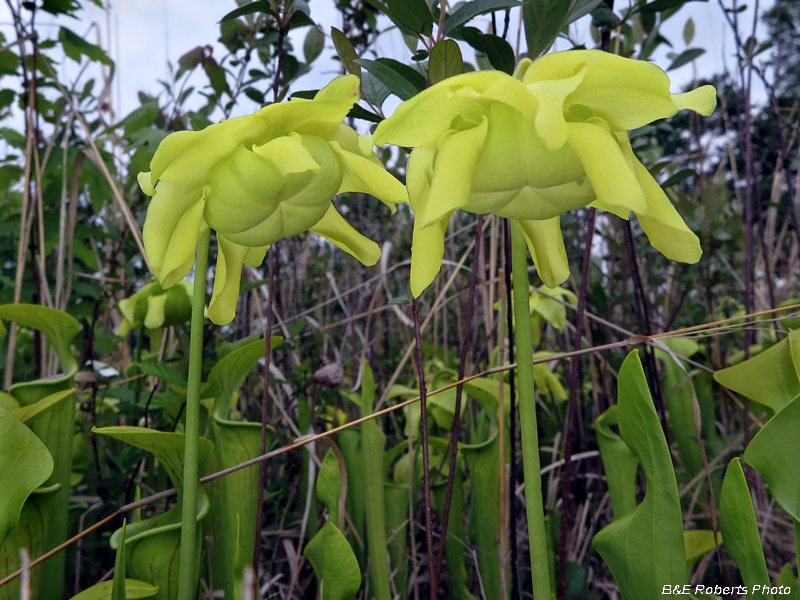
1;0;799;599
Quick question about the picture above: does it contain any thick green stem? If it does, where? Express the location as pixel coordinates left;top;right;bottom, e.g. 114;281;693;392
510;220;551;600
178;225;211;600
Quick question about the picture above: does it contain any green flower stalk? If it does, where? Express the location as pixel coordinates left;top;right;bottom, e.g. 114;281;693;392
373;49;716;298
136;75;407;600
138;74;407;324
375;49;715;599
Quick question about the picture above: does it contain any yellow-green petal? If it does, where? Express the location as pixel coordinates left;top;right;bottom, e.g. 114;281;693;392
517;217;570;288
419;118;489;228
566;120;648;216
244;245;269;268
329;141;408;210
526;68;585;151
309;204;381;266
208;235;250;326
143;293;168;330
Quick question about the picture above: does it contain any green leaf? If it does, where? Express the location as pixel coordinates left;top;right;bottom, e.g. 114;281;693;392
112;520;128;600
136;361;185;387
93;426;213;494
0;304;80;377
316;449;343;524
219;0;274;21
592;351;687;598
331;28;361;77
0;50;19;76
203;414;274;600
566;0;604;24
595;405;638;520
714;330;800;415
428;40;463;85
58;27;113;66
442;0;521;35
683;530;721;571
0;403;53;546
348;104;383;123
207;336;282;418
777;565;800;599
523;0;571;59
354;58;425;101
304;521;362;600
359;361;391;600
743;397;800;521
304;26;325;63
386;0;434;37
719;458;773;599
683;18;695;44
640;0;704;13
463;435;504;600
69;580;158;600
114;102;160;138
667;48;705;71
662;168;697;188
459;28;515;74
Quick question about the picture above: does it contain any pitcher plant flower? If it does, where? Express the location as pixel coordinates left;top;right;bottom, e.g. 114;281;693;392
138;74;407;324
373;49;716;297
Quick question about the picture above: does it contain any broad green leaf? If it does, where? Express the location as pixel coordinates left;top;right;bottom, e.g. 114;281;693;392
719;458;773;599
595;405;638;520
110;497;209;600
743;397;800;521
220;1;274;21
593;351;687;598
463;376;512;423
428;40;463;85
360;362;391;600
354;58;425;101
69;580;158;600
0;403;53;545
386;0;433;37
339;428;367;567
58;26;113;66
463;435;504;600
304;26;325;63
776;564;800;599
640;0;702;12
304;521;362;600
0;304;80;382
207;336;282;417
22;389;76;600
383;483;409;596
668;48;706;71
655;338;704;476
317;449;343;524
331;28;361;77
203;415;273;600
442;0;521;35
683;530;721;571
566;0;604;24
458;28;515;74
714;330;800;415
523;0;571;59
93;426;213;494
0;494;53;600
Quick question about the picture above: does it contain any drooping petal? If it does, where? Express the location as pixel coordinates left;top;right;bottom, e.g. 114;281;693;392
566;119;649;216
632;158;702;263
244;245;269;268
309;204;381;266
329;141;408;210
419;117;489;228
410;217;450;299
517;217;570;288
208;235;250;326
144;293;168;330
144;196;205;287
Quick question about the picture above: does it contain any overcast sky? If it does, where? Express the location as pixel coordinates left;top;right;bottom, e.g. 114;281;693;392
0;0;773;121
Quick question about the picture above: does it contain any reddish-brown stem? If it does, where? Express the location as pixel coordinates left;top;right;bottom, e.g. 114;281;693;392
411;296;437;599
432;214;485;589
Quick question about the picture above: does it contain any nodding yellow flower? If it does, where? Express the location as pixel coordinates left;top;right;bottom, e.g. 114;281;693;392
138;75;407;325
116;280;193;336
373;49;716;298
